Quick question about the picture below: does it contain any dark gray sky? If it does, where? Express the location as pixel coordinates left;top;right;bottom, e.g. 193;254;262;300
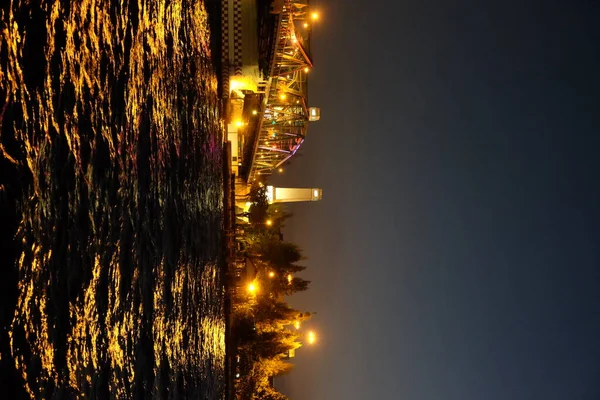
271;1;600;399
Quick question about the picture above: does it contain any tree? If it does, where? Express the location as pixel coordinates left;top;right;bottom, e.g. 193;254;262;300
248;203;268;225
260;357;293;377
254;387;289;400
239;358;292;400
281;277;310;296
252;240;303;266
232;180;316;400
266;204;293;225
237;183;270;225
277;264;306;275
252;296;313;328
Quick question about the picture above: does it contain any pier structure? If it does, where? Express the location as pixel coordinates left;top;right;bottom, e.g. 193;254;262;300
221;0;321;181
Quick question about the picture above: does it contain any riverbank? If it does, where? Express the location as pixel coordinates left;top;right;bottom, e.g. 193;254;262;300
221;139;238;400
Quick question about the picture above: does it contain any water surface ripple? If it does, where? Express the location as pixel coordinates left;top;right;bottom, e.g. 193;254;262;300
0;0;225;398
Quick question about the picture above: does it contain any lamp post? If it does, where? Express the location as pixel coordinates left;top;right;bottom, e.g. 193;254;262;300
247;282;257;294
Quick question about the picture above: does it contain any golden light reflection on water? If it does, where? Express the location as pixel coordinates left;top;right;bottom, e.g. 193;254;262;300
1;0;225;397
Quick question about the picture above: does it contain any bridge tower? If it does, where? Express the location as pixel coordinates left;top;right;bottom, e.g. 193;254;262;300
266;186;323;203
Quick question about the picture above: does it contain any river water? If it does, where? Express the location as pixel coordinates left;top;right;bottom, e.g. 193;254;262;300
0;0;225;398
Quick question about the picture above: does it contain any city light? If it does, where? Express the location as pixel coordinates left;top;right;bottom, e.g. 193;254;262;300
304;67;310;73
287;274;293;284
307;331;316;344
294;321;301;329
266;219;273;226
235;120;243;127
248;282;257;294
279;93;286;100
303;22;309;28
311;12;319;20
252;110;258;115
278;168;283;173
269;271;275;278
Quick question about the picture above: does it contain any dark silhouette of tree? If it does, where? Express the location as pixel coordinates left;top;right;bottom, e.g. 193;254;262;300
253;240;303;266
237;183;270;225
250;330;299;359
278;263;306;274
253;296;313;327
254;388;289;400
232;181;316;400
281;277;310;295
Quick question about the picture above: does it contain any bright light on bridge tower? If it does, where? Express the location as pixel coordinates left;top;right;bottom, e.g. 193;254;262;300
308;107;320;121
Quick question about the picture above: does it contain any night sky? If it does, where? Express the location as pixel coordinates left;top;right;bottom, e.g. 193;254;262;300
271;1;600;399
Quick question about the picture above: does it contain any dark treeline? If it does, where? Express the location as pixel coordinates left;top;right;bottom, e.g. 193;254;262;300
232;182;314;400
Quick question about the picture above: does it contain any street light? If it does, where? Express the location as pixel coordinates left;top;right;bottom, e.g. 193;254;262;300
248;282;257;294
307;331;316;345
311;12;319;20
266;219;273;226
269;271;275;278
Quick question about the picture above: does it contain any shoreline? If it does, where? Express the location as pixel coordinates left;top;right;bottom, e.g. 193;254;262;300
210;0;236;396
207;0;238;394
221;139;237;400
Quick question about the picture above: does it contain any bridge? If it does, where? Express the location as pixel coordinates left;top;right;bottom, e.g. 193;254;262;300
221;0;320;182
